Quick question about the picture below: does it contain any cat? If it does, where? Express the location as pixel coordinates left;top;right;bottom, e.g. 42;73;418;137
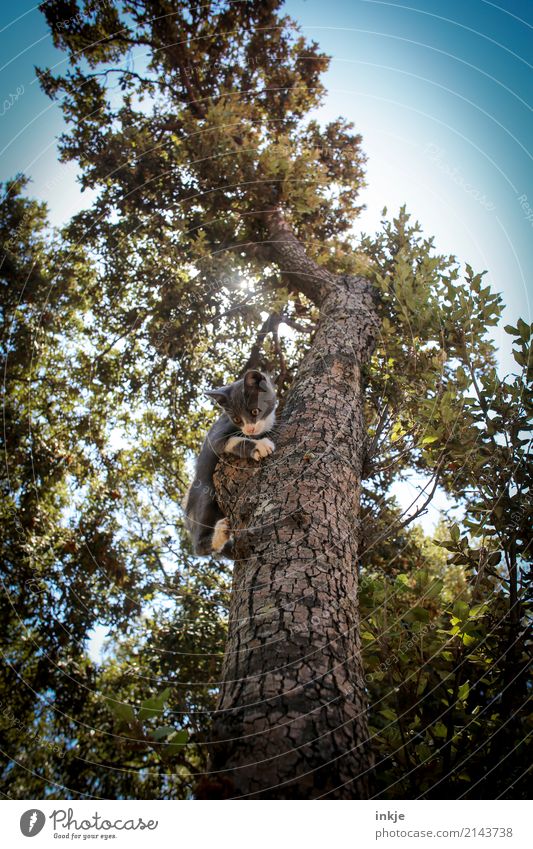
182;369;277;556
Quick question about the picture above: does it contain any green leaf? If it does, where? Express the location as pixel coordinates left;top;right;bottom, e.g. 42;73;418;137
379;708;397;721
453;601;469;621
151;725;176;741
427;579;444;598
517;318;531;342
409;606;430;623
416;673;429;696
161;729;188;758
395;573;410;588
462;621;481;637
457;681;470;701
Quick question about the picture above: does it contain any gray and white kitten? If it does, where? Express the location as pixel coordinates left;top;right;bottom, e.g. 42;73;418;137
182;369;277;556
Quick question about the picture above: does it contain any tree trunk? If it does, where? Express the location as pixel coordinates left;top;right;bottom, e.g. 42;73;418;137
199;215;379;799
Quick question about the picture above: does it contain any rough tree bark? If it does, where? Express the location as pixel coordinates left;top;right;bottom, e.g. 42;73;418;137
200;212;379;799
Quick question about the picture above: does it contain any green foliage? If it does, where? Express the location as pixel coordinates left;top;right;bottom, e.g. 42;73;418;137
105;688;189;760
0;0;530;800
360;513;530;799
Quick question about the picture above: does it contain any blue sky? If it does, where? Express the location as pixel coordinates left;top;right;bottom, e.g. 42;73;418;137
1;0;531;533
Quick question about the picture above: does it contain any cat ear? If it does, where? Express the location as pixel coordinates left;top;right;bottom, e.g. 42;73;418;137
205;389;229;407
244;369;267;390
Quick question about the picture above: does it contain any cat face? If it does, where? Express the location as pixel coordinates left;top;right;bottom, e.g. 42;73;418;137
206;369;277;436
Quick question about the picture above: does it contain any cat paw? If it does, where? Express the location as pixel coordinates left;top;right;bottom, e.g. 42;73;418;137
212;518;231;551
252;437;275;461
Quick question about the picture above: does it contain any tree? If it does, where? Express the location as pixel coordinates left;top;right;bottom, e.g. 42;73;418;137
37;0;376;798
0;0;529;799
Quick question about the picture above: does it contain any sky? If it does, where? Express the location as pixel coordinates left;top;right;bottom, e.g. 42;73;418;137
1;0;531;659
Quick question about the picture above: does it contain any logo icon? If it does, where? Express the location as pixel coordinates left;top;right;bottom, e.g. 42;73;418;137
20;809;46;837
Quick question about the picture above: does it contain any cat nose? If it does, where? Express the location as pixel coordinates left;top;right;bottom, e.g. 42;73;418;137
243;424;256;435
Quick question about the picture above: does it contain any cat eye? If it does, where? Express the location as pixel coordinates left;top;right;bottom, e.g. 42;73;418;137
233;417;242;425
250;408;259;417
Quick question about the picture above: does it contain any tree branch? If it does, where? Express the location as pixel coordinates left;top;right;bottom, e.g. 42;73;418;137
365;402;390;463
261;208;337;304
85;68;178;95
279;315;315;334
